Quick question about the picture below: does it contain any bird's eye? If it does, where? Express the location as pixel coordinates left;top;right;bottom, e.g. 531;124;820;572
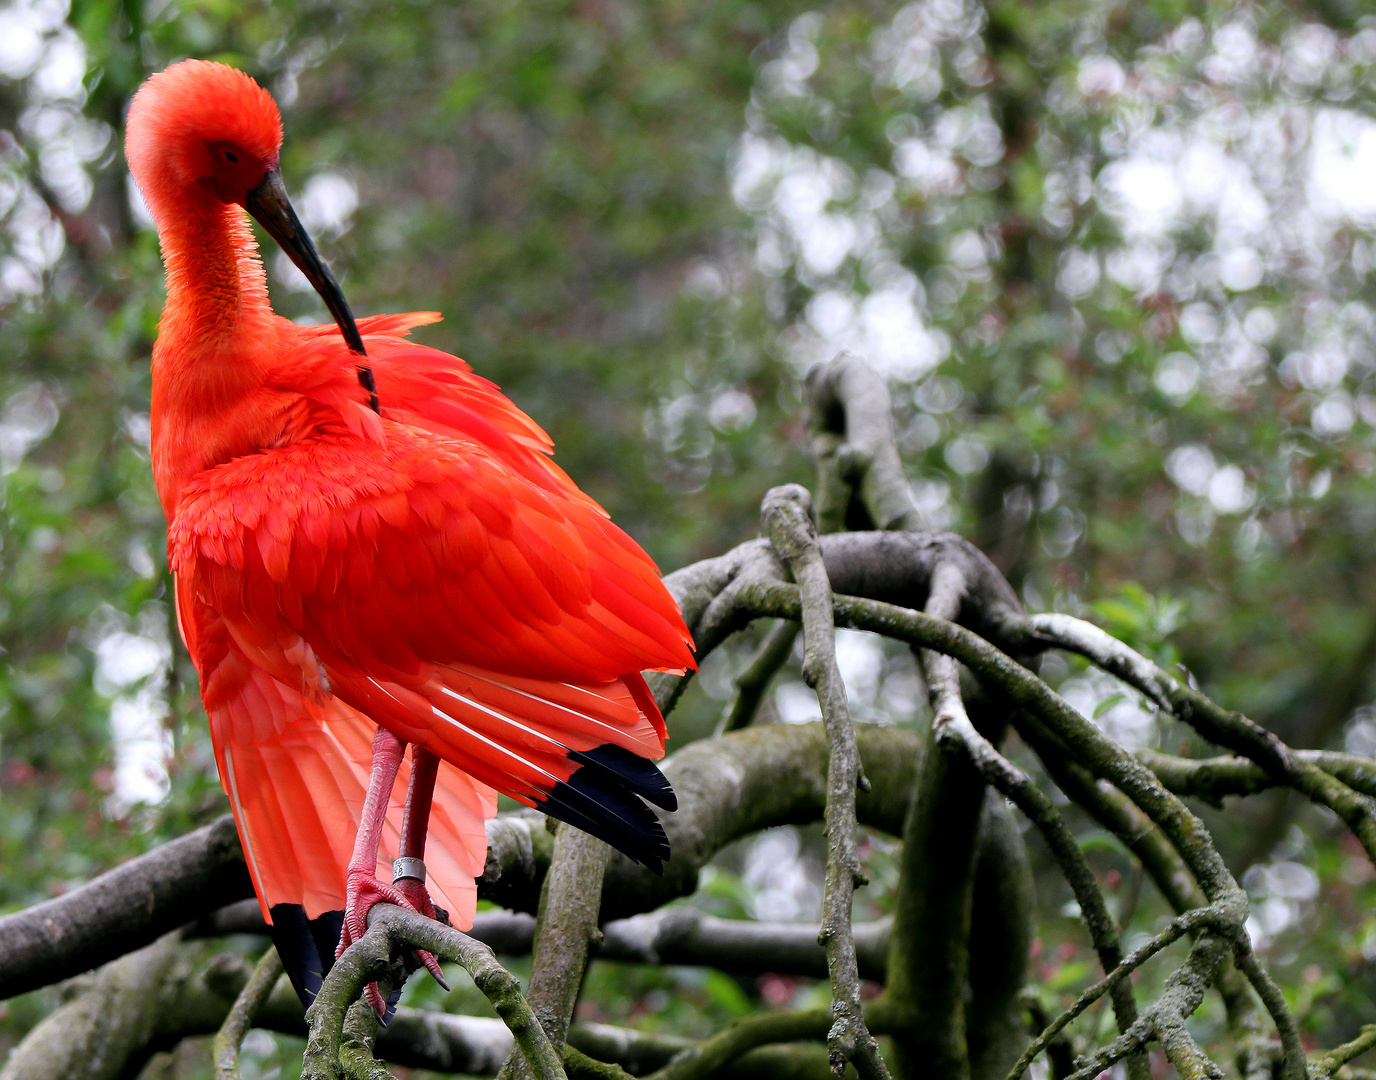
223;150;239;163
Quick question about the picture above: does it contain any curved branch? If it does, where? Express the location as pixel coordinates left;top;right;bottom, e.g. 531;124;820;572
718;619;799;732
304;905;565;1080
643;999;912;1080
804;352;926;534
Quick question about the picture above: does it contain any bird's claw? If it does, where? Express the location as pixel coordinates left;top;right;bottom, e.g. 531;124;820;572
337;870;450;1013
363;981;389;1019
394;874;450;991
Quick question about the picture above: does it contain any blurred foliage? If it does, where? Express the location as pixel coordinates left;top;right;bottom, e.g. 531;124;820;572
6;0;1376;1073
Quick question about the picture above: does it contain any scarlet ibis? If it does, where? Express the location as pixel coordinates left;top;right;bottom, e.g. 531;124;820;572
124;59;694;1012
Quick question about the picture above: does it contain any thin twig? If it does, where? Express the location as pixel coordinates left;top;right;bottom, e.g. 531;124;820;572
1005;907;1220;1080
1315;1022;1376;1075
1021;993;1077;1080
718;619;800;732
1232;942;1305;1080
213;945;284;1080
762;485;889;1080
1026;613;1376;865
921;653;1145;1080
1010;708;1274;1066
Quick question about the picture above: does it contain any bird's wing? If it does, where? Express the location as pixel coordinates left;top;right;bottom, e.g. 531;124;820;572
171;343;693;868
177;581;493;1001
172;411;692;684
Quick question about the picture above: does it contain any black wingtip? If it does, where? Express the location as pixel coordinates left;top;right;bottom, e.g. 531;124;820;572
568;743;677;811
269;904;402;1023
540;756;672;874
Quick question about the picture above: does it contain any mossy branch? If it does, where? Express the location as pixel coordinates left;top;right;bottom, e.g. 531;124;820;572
212;945;284;1080
762;484;889;1080
303;905;566;1080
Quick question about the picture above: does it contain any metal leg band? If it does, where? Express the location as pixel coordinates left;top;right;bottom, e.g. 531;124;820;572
392;857;426;884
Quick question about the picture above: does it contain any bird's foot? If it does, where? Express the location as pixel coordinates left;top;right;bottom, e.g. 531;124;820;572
337;869;447;1016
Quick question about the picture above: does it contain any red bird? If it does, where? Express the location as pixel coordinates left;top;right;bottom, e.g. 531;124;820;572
124;60;694;1011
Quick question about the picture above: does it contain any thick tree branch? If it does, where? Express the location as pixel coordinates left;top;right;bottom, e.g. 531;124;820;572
0;815;252;1001
885;560;985;1080
966;797;1036;1080
499;827;612;1079
596;908;890;982
0;934;185;1080
192;902;893;982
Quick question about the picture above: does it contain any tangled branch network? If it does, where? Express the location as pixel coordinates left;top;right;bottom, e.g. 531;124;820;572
4;353;1376;1080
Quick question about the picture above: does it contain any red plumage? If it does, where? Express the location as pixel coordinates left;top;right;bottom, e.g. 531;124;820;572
125;61;694;1006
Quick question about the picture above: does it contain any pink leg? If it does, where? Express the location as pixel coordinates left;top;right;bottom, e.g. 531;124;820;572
338;727;417;1015
394;746;449;990
399;745;439;862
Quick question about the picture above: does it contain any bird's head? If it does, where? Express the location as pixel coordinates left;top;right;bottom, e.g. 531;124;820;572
126;60;283;213
126;60;366;356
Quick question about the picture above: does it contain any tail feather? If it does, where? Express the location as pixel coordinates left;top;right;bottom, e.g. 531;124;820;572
269;904;344;1008
430;666;675;871
328;661;678;873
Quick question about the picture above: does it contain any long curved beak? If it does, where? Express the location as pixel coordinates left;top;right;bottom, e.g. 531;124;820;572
245;169;366;356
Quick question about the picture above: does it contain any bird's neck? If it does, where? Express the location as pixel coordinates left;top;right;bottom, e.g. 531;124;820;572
151;199;287;515
157;200;275;367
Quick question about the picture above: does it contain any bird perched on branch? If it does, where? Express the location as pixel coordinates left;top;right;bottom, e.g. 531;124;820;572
124;59;694;1014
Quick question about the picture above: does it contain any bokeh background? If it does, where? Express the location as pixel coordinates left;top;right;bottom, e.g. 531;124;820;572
5;0;1376;1074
